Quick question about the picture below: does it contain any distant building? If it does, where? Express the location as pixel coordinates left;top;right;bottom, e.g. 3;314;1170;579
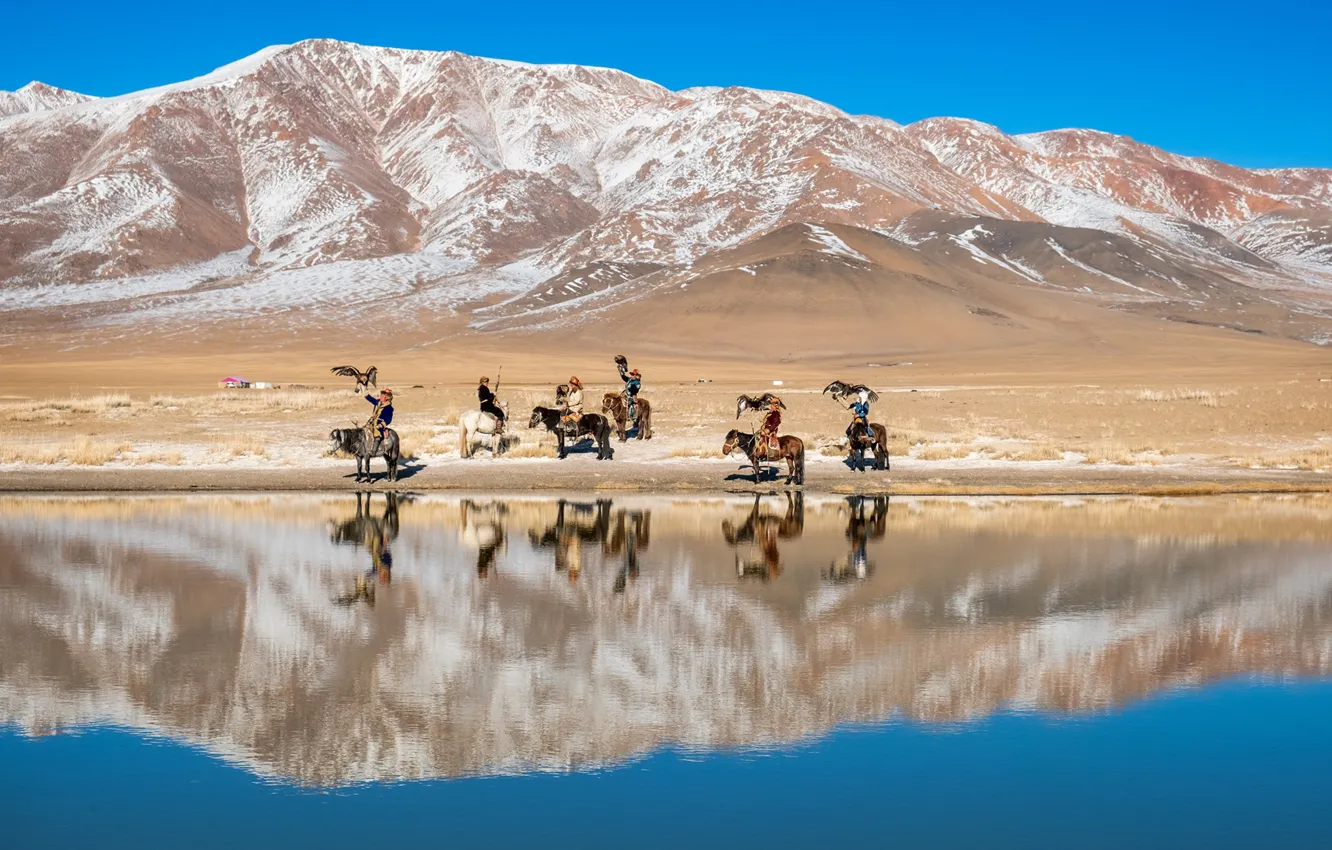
218;377;250;389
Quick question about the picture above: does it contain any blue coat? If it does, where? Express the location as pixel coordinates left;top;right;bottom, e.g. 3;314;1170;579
366;395;394;426
851;400;870;421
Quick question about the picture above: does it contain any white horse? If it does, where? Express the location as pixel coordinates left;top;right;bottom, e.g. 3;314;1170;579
458;401;509;458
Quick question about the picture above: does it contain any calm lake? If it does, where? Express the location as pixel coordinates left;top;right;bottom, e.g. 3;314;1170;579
2;492;1330;849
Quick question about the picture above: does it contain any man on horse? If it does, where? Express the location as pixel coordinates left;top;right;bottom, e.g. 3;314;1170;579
364;388;394;452
757;396;782;459
478;376;505;434
846;389;871;445
561;376;584;432
615;355;642;422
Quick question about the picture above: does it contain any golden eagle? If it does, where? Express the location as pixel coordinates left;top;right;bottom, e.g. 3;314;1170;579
736;393;786;419
823;381;879;403
330;365;378;392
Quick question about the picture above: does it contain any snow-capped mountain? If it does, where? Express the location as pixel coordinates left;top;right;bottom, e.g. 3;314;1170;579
2;39;1331;346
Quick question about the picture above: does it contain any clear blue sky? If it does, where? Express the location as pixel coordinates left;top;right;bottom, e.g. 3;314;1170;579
3;0;1329;169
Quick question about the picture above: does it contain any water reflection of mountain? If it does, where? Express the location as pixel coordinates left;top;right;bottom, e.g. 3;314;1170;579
2;494;1331;786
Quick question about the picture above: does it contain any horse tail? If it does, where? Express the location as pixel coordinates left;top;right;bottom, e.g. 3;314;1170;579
795;438;806;485
640;400;652;439
458;416;470;459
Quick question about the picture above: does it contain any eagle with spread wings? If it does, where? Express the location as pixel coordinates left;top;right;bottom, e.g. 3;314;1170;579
330;365;378;392
823;381;879;403
736;393;786;419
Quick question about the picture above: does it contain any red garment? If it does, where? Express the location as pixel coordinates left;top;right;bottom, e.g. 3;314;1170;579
761;409;781;434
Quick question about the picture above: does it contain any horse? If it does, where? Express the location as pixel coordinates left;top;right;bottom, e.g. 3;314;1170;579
329;427;401;483
848;422;891;472
528;406;615;460
601;393;653;441
459;401;509;458
722;429;805;486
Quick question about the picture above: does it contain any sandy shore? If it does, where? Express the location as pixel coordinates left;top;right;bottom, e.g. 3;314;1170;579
5;456;1330;496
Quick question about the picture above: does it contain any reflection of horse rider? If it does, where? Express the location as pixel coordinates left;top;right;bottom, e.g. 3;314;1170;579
364;388;394;452
846;390;871;444
331;491;402;605
756;396;782;459
615;355;641;421
828;495;888;582
561;376;584;430
608;507;650;593
368;527;393;583
724;492;803;581
478;376;505;434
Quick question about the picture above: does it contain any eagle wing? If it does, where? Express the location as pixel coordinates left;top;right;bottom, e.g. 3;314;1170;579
330;365;361;378
823;381;879;403
365;366;377;387
736;393;785;418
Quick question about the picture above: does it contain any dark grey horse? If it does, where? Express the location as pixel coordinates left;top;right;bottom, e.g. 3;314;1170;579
329;427;401;483
528;407;615;460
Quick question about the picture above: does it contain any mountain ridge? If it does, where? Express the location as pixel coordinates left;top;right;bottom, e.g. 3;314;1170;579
3;38;1332;353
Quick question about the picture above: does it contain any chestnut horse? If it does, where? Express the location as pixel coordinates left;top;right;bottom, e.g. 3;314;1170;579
601;393;653;441
722;429;805;486
848;422;890;472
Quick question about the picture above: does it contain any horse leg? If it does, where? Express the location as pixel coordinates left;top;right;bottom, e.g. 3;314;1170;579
557;431;566;459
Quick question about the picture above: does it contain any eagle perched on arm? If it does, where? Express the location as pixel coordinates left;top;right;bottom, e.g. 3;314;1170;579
823;381;879;403
330;365;378;392
736;393;786;419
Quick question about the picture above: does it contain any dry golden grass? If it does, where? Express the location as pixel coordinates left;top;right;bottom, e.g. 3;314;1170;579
1134;388;1231;407
504;438;558;459
916;444;974;461
0;436;132;465
126;450;185;466
670;442;724;459
985;444;1066;462
1080;445;1163;466
1;393;133;420
395;427;440;460
213;436;268;458
205;389;346;413
1254;448;1332;471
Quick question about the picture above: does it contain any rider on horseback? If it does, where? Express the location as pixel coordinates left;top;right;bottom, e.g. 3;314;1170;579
364;388;394;452
757;396;782;459
478;376;505;434
846;389;871;444
561;377;584;432
615;355;641;421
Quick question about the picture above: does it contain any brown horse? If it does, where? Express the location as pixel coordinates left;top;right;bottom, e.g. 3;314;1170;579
722;429;805;486
601;393;653;441
848;422;891;472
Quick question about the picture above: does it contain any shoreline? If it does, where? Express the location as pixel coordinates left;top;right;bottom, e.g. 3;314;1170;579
4;459;1330;497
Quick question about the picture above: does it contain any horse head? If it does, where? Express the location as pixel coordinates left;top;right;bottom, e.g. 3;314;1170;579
722;429;743;456
528;408;545;429
329;428;351;453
